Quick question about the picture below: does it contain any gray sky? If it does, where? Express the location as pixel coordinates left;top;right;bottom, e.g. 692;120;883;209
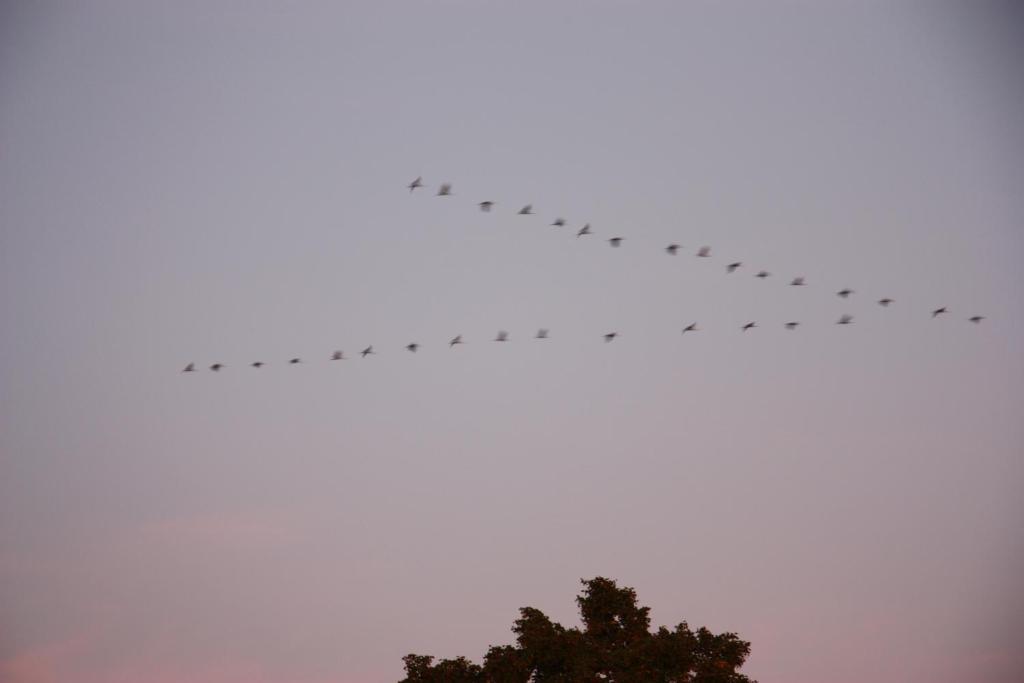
1;2;1022;682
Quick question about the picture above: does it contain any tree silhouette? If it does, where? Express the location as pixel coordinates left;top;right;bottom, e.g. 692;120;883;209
399;577;755;683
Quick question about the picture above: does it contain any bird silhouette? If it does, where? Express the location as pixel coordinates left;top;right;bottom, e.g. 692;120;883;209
518;205;533;215
968;316;985;324
331;351;344;361
837;289;854;298
726;262;742;273
785;322;799;330
361;346;374;358
210;363;224;371
682;323;698;334
755;270;770;278
406;343;419;352
437;183;452;196
790;277;806;286
551;218;566;227
479;201;494;212
536;329;549;339
251;361;264;368
742;322;757;331
577;224;592;237
182;363;195;372
665;244;680;255
837;315;853;325
697;246;711;258
878;298;894;307
289;358;301;364
494;330;509;342
604;332;618;342
449;335;463;347
932;307;948;318
408;176;423;192
608;237;623;247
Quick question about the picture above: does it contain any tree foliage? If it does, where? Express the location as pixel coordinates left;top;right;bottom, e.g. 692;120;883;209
398;577;755;683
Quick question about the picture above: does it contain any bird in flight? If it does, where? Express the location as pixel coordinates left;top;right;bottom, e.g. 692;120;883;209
449;335;463;347
837;289;854;298
790;277;806;286
742;322;757;331
361;346;374;358
968;316;985;324
406;343;419;352
331;351;344;361
551;218;566;227
437;183;452;196
289;358;301;365
518;205;533;215
604;332;618;342
878;298;894;307
251;361;265;368
755;270;770;279
182;363;195;372
726;262;742;273
408;176;423;192
609;237;623;247
932;307;948;318
577;224;592;237
210;363;224;371
697;246;711;258
665;244;680;255
682;323;698;334
479;201;494;212
536;329;549;339
785;322;800;330
837;315;853;325
494;330;509;342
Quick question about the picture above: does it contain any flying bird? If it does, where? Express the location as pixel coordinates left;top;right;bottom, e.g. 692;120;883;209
726;262;742;273
437;183;452;196
682;323;698;334
331;351;344;361
494;330;509;342
878;298;894;307
289;358;301;364
785;322;799;330
837;289;854;298
551;218;566;227
518;204;533;215
479;201;494;212
837;315;853;325
697;246;711;258
577;224;592;237
932;307;948;318
210;363;224;371
665;244;680;255
968;316;985;324
251;361;264;368
408;176;423;192
790;277;806;286
604;332;618;343
406;343;419;352
608;237;623;247
449;335;463;347
536;329;549;339
755;270;770;278
182;363;195;372
742;322;757;331
361;346;374;358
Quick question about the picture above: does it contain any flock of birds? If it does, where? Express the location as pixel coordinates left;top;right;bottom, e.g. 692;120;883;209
181;176;987;373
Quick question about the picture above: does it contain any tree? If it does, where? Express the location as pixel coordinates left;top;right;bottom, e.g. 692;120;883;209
398;577;755;683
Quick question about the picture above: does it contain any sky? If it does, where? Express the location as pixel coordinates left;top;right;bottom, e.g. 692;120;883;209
1;1;1022;682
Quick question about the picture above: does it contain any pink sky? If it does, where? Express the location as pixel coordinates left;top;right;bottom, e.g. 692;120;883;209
1;2;1022;682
